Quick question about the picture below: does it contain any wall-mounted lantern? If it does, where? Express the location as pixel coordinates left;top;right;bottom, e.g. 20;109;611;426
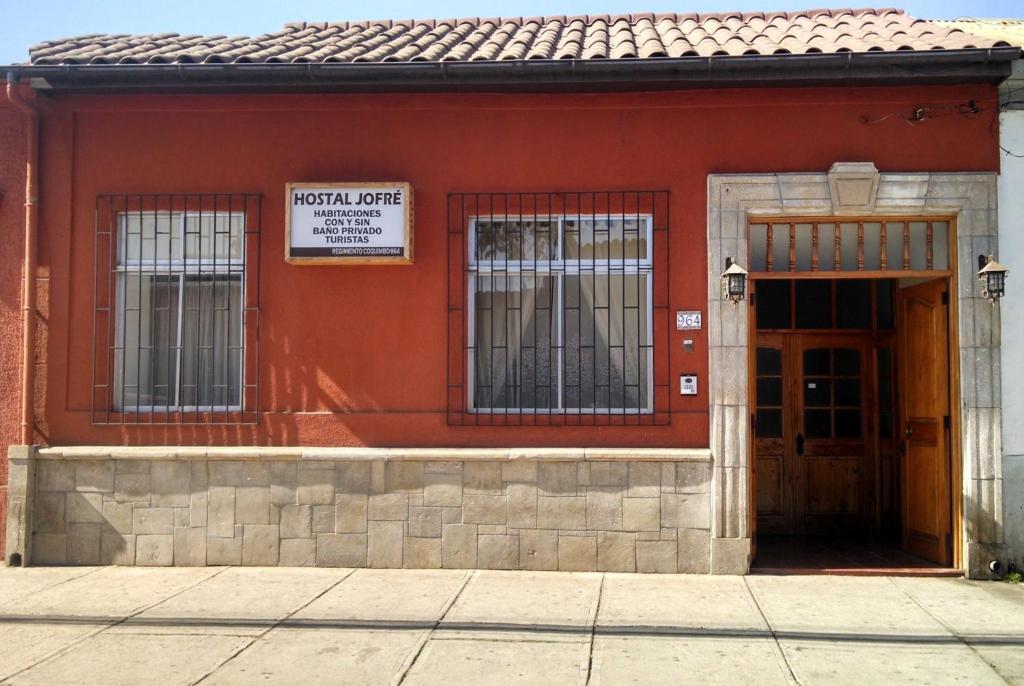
722;257;748;305
978;254;1009;304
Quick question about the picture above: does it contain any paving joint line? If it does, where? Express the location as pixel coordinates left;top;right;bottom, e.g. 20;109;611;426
743;576;802;686
0;565;230;684
0;567;105;613
393;569;476;686
887;576;1011;685
192;567;359;685
583;573;607;686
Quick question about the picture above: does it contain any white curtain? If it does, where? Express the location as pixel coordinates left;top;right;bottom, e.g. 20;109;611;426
181;275;242;407
564;273;648;410
474;274;554;410
116;274;179;409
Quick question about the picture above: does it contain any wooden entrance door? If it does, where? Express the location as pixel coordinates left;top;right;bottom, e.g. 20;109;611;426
753;336;789;534
754;333;873;535
896;279;952;565
796;336;871;534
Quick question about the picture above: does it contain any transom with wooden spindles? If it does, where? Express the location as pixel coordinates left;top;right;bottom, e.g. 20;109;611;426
747;217;953;278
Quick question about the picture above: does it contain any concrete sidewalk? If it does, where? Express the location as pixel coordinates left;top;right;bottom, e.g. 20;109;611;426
0;568;1021;685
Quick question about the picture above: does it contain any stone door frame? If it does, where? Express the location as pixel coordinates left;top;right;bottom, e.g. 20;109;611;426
706;167;1002;577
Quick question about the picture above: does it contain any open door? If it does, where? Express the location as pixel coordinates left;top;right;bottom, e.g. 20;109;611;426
896;279;952;566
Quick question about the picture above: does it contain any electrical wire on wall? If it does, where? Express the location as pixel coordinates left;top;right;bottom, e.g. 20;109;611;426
859;96;1024;158
1000;84;1024;158
858;99;985;126
1001;83;1024;107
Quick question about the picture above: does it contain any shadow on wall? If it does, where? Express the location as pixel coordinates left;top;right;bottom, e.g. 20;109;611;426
97;260;434;449
963;482;1011;579
31;460;217;566
1005;455;1024;572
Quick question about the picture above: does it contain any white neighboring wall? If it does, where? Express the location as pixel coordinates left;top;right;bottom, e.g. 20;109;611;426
1000;62;1024;567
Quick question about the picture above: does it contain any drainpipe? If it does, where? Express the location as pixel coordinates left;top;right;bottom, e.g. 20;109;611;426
5;71;39;446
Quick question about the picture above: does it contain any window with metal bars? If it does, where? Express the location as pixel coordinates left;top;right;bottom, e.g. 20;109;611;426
92;194;261;424
447;192;670;426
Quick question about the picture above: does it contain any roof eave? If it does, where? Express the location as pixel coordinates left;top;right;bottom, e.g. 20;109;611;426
9;48;1020;94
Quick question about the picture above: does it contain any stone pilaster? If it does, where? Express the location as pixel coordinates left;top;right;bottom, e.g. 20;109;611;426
5;445;36;566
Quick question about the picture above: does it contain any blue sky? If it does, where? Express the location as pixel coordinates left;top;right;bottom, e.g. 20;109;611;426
2;0;1022;65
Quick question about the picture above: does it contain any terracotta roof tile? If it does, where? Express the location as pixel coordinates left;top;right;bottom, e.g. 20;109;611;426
930;19;1024;48
24;7;1013;66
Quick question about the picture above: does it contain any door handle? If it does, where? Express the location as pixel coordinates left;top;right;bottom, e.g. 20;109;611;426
900;426;912;455
796;433;805;456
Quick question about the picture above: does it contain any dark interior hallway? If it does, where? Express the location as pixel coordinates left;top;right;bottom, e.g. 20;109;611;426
752;534;960;576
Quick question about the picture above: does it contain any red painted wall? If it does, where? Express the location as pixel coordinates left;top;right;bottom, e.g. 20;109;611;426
2;84;1001;457
1;101;27;551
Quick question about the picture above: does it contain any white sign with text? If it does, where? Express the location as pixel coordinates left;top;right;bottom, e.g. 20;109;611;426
286;182;413;264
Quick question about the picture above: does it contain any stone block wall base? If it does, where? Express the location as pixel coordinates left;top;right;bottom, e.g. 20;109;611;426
710;537;750;574
4;446;34;566
18;452;722;574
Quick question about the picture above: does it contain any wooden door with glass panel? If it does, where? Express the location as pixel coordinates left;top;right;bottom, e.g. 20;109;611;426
753;336;790;534
795;336;871;534
753;278;892;536
754;334;872;535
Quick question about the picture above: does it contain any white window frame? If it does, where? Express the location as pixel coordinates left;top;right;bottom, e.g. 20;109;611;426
467;214;655;414
113;210;246;413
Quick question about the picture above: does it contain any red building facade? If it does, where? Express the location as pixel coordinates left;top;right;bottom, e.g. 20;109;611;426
2;10;1019;574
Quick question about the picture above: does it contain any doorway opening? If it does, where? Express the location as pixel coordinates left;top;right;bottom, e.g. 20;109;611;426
748;274;958;575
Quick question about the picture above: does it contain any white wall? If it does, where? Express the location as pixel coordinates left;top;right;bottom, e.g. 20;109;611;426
999;104;1024;566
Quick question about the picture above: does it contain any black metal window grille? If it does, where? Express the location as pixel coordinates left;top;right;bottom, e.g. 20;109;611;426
91;194;261;424
447;192;670;426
